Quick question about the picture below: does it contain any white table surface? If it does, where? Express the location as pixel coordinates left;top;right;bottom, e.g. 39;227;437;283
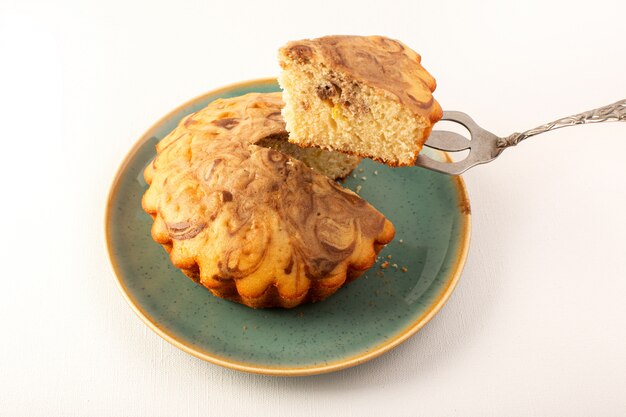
1;0;625;415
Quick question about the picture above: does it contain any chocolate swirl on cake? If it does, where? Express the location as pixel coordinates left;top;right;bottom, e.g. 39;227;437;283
282;35;440;123
142;92;394;308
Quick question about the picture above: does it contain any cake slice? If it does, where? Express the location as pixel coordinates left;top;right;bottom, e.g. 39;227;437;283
278;35;443;166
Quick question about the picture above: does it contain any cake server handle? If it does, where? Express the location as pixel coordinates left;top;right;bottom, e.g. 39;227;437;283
495;99;626;150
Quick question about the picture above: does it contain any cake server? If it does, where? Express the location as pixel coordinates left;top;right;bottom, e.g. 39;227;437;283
418;99;626;175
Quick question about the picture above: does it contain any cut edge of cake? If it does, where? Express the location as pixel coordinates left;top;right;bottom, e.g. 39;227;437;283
278;35;443;167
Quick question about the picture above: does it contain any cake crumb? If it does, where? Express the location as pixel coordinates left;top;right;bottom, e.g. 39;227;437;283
243;325;248;331
355;185;362;193
361;176;367;181
358;168;364;173
374;170;378;175
399;239;404;244
392;263;398;269
380;261;389;269
401;267;408;273
387;255;392;259
352;173;357;178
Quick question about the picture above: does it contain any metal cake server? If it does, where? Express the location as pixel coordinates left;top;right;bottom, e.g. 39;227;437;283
418;99;626;175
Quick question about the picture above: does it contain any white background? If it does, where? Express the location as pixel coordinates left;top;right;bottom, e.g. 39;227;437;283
1;0;625;415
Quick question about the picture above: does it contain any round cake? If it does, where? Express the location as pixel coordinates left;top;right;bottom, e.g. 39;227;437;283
142;92;395;308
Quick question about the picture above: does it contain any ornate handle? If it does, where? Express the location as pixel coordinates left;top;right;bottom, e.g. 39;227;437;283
496;99;626;149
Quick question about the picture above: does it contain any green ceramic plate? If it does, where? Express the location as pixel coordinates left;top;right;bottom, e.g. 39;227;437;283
106;79;471;376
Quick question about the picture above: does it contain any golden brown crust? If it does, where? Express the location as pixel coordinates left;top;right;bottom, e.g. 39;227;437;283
142;93;395;308
279;35;442;125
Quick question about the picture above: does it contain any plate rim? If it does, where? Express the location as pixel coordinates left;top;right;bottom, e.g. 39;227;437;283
105;78;472;376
